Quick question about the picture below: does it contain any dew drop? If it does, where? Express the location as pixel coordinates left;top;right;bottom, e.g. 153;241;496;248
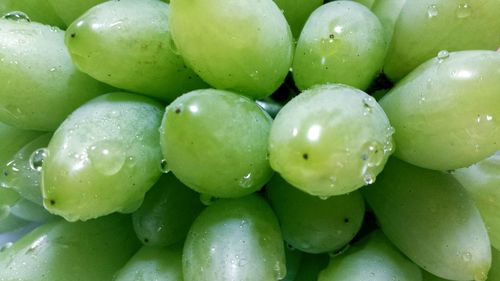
461;251;472;262
437;50;449;63
87;140;126;176
273;261;286;280
427;4;439;18
200;194;217;206
361;141;385;168
456;3;472;18
0;205;10;220
238;173;253;189
29;148;48;172
362;96;376;115
160;159;170;173
363;172;375;185
319;196;329;200
329;176;337;188
2;11;30;22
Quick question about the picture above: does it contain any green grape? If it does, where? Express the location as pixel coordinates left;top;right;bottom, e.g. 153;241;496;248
384;0;500;81
169;0;294;99
273;0;323;38
0;214;140;281
0;188;29;233
47;0;106;26
0;0;65;28
0;19;112;131
160;89;273;198
113;244;183;281
318;231;422;281
183;195;286;281
292;1;387;91
489;247;500;281
363;158;491;281
268;84;394;197
370;0;407;42
295;253;329;281
9;199;54;223
256;98;284;119
65;0;207;102
347;0;376;9
42;92;164;222
453;152;500;251
380;50;500;171
132;173;205;246
1;133;51;205
421;270;450;281
0;122;41;171
266;174;365;254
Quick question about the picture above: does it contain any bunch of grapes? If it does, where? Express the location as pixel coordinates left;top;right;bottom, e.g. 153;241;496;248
0;0;499;280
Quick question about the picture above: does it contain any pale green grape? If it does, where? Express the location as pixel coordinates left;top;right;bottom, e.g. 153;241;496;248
47;0;106;26
0;0;65;28
0;133;51;205
318;230;422;281
42;92;164;221
0;18;112;131
380;50;500;171
266;174;365;253
160;89;273;198
183;195;286;281
0;214;140;281
169;0;294;99
347;0;376;9
0;188;29;233
65;0;207;102
453;152;500;251
113;244;183;281
363;158;491;281
370;0;407;42
132;173;205;246
292;1;387;91
384;0;500;81
9;199;54;223
0;122;41;171
269;84;394;197
273;0;323;37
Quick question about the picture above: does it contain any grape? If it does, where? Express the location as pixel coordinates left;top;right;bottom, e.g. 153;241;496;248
0;188;29;233
132;173;205;246
421;270;449;281
47;0;106;26
9;198;54;223
489;247;500;281
384;0;500;81
0;18;112;131
0;122;41;171
268;84;394;197
160;89;273;198
273;0;323;37
169;0;294;99
182;195;286;281
453;152;500;250
282;243;303;281
370;0;407;42
295;253;329;281
42;92;164;221
0;0;64;28
318;230;422;281
292;1;387;91
266;174;365;254
363;158;491;281
65;0;207;102
0;214;140;281
113;244;183;281
380;50;500;171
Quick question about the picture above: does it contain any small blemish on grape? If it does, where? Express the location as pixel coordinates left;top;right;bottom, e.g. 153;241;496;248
70;33;76;38
302;153;309;160
329;34;335;39
175;108;181;114
143;238;149;243
49;200;55;206
344;218;350;223
3;170;8;177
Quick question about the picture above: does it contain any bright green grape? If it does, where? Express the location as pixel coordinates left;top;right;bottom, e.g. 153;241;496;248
113;244;183;281
269;84;394;197
0;214;140;281
42;92;164;221
169;0;294;99
47;0;106;26
160;89;273;198
183;195;286;281
65;0;207;102
1;133;51;205
292;1;387;91
380;50;500;171
266;174;365;253
453;152;500;251
132;173;205;246
0;0;65;28
0;18;112;131
273;0;323;37
363;158;491;281
384;0;500;81
318;231;422;281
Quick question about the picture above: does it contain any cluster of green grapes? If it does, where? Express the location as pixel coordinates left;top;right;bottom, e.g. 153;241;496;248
0;0;499;280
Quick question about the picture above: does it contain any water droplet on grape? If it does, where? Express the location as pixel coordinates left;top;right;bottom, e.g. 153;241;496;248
273;261;286;280
319;196;329;200
456;3;472;18
361;141;384;168
460;251;472;262
329;176;337;188
362;96;375;115
437;50;449;63
363;172;375;185
427;5;439;18
29;148;48;172
239;173;253;189
160;159;170;173
2;11;30;22
88;140;126;176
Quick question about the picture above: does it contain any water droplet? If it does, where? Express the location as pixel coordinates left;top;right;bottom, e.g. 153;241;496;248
273;261;286;280
29;148;48;172
2;11;30;22
319;37;335;56
363;172;375;185
88;140;126;176
456;3;472;18
329;176;337;188
249;70;259;80
237;257;248;267
362;96;376;115
361;141;385;168
461;251;472;262
319;196;329;200
200;194;217;206
239;219;248;228
427;4;439;18
239;173;253;189
160;159;169;173
0;205;10;220
437;50;449;63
